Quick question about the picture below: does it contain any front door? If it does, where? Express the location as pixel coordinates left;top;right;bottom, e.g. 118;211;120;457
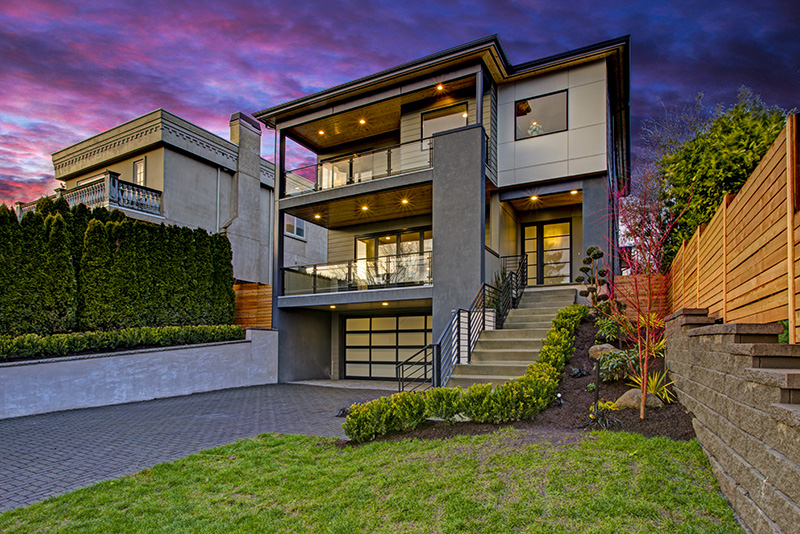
523;221;572;285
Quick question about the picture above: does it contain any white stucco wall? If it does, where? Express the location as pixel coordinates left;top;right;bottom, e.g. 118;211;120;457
496;59;608;186
0;329;278;420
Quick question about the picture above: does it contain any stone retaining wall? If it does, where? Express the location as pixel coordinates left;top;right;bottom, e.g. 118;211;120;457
0;328;278;420
666;309;800;533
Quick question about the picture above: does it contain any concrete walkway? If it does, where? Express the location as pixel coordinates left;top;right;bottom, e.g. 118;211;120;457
0;383;390;514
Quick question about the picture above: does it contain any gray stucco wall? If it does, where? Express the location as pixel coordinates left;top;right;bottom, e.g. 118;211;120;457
431;125;486;338
0;329;278;420
277;308;332;382
581;174;611;257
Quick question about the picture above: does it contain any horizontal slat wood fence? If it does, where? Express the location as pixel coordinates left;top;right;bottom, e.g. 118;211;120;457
233;283;273;329
613;274;670;320
667;114;799;342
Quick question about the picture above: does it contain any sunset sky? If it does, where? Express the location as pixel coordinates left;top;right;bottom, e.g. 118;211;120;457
1;0;798;205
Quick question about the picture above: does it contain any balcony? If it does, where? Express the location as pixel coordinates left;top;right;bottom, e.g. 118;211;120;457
284;138;433;197
15;171;162;219
283;251;432;296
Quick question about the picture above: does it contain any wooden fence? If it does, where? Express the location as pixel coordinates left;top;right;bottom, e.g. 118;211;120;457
668;114;799;342
233;283;273;329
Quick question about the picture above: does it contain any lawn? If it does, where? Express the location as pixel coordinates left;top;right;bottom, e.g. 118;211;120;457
0;429;743;533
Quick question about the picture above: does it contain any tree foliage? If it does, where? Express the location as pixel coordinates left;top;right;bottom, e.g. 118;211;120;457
657;88;788;263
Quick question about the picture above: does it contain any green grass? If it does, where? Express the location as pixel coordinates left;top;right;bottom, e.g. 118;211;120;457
0;429;743;533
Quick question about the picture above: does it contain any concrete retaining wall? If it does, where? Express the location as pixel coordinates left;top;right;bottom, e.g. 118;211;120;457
0;328;278;419
666;309;800;533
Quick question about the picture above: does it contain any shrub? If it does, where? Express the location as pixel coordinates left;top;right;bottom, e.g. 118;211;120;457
460;383;494;423
389;391;427;432
425;387;462;423
0;325;245;362
628;369;676;404
342;397;393;443
598;349;640;382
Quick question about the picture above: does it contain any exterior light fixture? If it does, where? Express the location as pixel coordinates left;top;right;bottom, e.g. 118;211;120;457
401;199;409;205
318;130;325;135
382;302;389;306
570;190;578;195
314;214;321;219
462;112;468;118
359;118;366;125
530;195;538;201
436;84;444;91
361;205;369;211
330;305;336;309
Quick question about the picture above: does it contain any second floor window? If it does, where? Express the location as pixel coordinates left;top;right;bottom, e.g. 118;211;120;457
421;103;468;147
133;159;145;186
285;214;306;240
515;90;567;140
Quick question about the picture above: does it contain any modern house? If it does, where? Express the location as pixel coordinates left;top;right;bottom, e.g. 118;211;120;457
13;109;326;287
254;35;630;383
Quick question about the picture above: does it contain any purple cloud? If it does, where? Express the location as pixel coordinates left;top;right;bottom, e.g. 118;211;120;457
1;0;798;205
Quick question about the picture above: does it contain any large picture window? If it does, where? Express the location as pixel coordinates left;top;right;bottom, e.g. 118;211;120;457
422;103;468;146
515;91;567;140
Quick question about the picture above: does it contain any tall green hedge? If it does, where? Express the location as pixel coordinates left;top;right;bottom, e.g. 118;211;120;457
0;203;235;336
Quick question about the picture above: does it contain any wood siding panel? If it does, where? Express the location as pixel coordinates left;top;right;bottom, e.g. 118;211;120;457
234;283;273;329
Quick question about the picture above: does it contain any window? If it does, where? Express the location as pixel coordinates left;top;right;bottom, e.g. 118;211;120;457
515;91;567;140
422;103;468;146
285;214;306;240
133;159;145;186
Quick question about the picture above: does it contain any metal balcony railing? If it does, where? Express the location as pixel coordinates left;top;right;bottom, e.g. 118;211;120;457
282;251;432;296
283;137;433;197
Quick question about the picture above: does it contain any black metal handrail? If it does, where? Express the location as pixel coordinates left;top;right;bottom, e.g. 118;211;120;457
396;254;528;391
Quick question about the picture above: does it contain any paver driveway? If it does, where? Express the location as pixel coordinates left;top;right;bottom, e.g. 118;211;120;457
0;383;390;513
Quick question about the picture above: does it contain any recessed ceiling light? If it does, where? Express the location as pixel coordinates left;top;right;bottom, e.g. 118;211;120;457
382;302;389;306
436;84;444;91
401;199;409;205
318;130;325;135
570;190;578;195
361;205;369;211
359;118;366;124
530;195;538;201
314;214;321;219
330;305;336;309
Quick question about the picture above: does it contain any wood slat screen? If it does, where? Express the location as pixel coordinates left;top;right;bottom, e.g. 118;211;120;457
233;283;273;329
665;115;799;342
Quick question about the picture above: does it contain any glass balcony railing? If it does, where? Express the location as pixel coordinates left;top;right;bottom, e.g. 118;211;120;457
283;251;433;296
283;138;433;197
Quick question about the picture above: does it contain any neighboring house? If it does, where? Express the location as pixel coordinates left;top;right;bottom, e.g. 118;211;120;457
13;109;326;286
254;35;630;382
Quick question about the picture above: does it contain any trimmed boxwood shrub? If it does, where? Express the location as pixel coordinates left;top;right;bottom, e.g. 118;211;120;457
0;325;245;362
343;304;590;442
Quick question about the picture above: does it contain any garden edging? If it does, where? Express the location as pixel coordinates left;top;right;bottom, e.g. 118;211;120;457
0;328;278;419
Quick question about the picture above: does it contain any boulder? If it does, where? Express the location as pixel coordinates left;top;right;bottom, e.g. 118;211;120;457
615;388;664;409
588;343;615;360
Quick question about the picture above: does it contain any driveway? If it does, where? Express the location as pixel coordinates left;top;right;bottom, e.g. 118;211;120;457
0;383;391;513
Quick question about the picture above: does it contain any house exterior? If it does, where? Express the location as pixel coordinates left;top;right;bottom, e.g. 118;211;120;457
14;109;326;286
254;35;630;383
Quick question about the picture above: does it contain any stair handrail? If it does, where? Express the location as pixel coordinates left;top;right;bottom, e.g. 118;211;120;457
397;255;529;391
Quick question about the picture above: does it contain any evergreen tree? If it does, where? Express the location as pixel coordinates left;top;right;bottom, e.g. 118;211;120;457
79;220;113;331
43;213;77;333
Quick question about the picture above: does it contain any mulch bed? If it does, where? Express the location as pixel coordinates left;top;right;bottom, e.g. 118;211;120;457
371;318;696;444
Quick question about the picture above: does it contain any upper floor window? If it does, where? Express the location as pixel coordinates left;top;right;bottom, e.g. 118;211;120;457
133;159;146;186
422;103;468;146
285;214;306;240
515;91;567;140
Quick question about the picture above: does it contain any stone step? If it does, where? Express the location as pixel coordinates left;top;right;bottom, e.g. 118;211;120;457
446;375;513;387
504;321;553;330
475;338;543;351
450;362;530;377
506;309;558;319
514;304;572;313
743;368;800;390
470;348;539;363
479;328;549;340
769;403;800;427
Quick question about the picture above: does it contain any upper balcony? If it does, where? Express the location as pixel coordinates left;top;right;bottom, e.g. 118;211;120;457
285;137;433;197
14;171;161;219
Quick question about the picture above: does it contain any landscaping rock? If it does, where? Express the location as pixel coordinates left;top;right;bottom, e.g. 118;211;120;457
588;343;615;360
569;367;590;378
615;388;664;409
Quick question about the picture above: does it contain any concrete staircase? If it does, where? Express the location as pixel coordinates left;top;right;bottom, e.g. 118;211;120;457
446;287;577;387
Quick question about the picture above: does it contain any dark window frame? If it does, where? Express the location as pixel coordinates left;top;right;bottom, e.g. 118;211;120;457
514;89;568;141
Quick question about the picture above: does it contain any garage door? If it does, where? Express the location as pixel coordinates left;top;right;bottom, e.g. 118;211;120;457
344;314;433;379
